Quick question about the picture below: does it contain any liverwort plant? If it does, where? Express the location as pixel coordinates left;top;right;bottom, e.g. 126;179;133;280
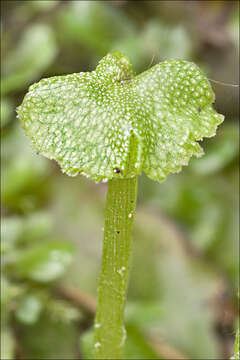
17;52;224;359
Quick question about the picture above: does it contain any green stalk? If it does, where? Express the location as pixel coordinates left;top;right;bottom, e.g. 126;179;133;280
94;177;138;359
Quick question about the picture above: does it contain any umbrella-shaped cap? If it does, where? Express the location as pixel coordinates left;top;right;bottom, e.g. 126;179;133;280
17;52;224;182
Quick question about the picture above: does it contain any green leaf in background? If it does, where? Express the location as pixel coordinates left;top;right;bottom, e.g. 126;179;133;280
80;329;94;360
190;123;239;175
58;1;135;55
129;210;221;358
15;294;43;325
1;124;50;212
19;212;53;245
1;212;53;254
138;121;239;285
1;276;23;324
58;2;193;72
17;52;223;182
1;217;23;253
46;299;80;324
1;97;14;127
125;323;161;360
125;302;164;328
1;327;14;360
16;310;79;359
10;240;74;282
140;168;238;285
1;24;57;94
2;150;49;202
114;20;193;72
140;20;193;61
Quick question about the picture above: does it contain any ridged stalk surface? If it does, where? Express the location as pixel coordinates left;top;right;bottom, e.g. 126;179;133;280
94;177;138;359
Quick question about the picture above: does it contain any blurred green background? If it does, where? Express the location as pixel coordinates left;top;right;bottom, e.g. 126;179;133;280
1;1;239;359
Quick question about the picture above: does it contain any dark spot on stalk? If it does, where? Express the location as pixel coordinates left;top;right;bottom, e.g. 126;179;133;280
114;168;123;174
116;231;120;234
198;107;201;113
